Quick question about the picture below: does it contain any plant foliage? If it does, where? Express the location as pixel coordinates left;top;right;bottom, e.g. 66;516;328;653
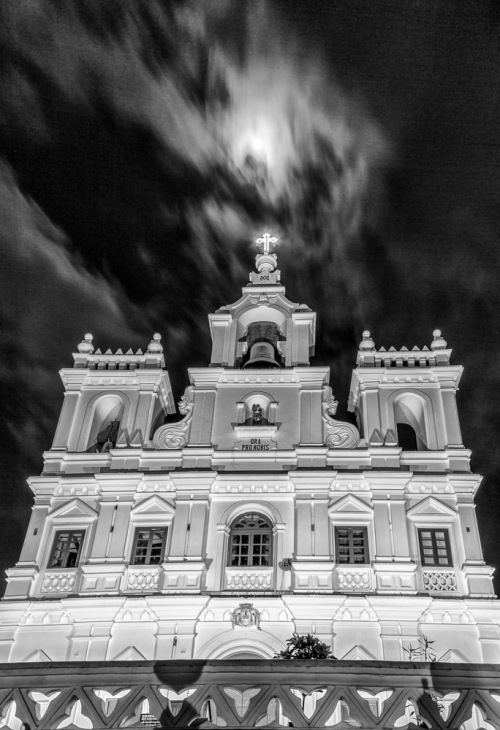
274;633;336;660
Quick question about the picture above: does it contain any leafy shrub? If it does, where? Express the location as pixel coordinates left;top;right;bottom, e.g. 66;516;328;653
274;633;336;660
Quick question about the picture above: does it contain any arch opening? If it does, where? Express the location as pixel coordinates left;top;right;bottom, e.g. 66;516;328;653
86;395;123;452
394;394;428;451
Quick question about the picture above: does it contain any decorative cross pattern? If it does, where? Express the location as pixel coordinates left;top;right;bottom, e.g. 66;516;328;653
256;232;278;255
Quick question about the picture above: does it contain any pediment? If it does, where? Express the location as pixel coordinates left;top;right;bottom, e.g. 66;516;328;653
131;495;175;517
49;498;98;520
439;648;468;663
329;494;373;515
112;646;146;661
23;649;52;662
407;496;457;518
341;645;377;661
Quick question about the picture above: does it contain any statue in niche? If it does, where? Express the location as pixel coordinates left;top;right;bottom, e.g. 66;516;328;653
251;404;263;425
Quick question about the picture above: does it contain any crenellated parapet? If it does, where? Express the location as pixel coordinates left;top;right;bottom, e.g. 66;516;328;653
356;329;451;367
73;333;165;370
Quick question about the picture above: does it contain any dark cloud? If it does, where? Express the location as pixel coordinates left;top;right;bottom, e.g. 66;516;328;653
0;0;499;591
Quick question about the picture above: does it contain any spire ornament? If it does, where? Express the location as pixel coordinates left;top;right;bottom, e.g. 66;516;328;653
77;333;94;354
430;329;447;350
147;333;163;354
250;232;281;285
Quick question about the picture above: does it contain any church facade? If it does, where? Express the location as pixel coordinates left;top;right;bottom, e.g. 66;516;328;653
1;234;498;667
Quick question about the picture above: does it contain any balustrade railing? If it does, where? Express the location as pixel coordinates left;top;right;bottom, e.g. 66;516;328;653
124;565;161;592
40;569;78;595
0;660;498;728
334;564;373;592
225;566;273;591
422;567;459;593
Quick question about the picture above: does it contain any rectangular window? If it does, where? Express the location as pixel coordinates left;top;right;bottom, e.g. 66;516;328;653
49;530;85;568
418;528;452;567
230;533;271;567
132;528;167;565
335;527;369;564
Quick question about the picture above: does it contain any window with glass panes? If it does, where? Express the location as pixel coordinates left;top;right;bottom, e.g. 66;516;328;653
49;530;85;568
335;527;369;564
229;513;272;567
131;528;167;565
418;528;452;567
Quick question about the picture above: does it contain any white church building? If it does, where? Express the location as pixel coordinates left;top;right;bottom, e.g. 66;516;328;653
1;234;498;669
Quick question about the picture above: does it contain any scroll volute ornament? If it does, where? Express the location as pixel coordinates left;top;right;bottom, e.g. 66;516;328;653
153;386;195;449
322;386;360;449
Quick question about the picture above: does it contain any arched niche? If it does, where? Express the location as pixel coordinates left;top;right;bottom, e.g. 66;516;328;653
392;392;434;451
238;392;276;425
84;394;124;452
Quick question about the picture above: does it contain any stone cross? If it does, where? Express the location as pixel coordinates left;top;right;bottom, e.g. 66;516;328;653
256;232;278;255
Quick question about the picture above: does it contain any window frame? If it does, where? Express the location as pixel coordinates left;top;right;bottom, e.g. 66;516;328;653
48;529;86;569
228;513;273;568
418;527;453;567
334;526;370;565
131;526;168;566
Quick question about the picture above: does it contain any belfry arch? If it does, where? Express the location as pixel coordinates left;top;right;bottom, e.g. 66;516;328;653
392;392;430;450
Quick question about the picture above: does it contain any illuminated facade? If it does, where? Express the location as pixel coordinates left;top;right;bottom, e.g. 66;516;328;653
1;235;498;667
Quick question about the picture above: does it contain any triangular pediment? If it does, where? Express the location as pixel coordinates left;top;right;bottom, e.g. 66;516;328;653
407;496;457;517
439;648;468;663
49;498;98;520
341;645;377;661
23;649;52;662
329;494;373;515
131;495;175;517
112;646;146;661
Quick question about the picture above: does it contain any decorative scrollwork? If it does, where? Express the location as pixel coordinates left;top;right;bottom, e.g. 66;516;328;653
178;386;195;415
322;386;359;449
153;386;194;449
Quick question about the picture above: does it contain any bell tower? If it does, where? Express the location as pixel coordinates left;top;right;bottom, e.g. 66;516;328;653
348;329;467;471
208;234;316;369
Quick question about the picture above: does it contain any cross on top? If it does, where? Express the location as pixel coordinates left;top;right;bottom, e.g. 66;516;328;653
256;232;278;255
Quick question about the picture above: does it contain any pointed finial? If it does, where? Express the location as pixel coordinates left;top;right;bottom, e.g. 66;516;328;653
431;329;447;350
359;330;375;351
147;333;163;354
77;333;94;354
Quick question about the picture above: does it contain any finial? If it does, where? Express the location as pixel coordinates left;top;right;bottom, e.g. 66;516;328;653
431;329;447;350
147;333;163;354
359;330;375;351
255;232;278;274
256;232;278;255
249;232;281;285
77;333;94;354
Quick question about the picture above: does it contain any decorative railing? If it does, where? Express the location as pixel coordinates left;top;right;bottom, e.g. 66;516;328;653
334;565;373;592
225;567;273;591
124;566;161;592
0;660;498;728
422;568;458;593
40;569;78;594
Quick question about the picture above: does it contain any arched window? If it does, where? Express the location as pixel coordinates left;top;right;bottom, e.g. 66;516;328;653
229;513;272;567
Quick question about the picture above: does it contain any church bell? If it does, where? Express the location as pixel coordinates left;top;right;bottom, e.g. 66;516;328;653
242;321;284;369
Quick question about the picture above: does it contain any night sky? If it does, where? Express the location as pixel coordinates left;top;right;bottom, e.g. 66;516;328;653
1;0;500;595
